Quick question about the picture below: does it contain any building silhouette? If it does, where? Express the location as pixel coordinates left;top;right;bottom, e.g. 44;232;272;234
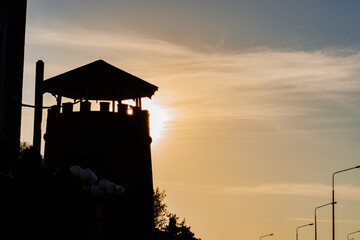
0;0;27;174
38;59;158;239
0;1;165;238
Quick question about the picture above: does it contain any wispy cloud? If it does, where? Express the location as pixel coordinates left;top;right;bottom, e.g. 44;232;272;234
158;180;360;200
222;183;330;198
222;183;360;200
289;217;360;224
25;27;360;140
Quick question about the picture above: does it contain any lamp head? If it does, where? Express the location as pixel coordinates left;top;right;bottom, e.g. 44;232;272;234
80;168;97;185
69;165;82;177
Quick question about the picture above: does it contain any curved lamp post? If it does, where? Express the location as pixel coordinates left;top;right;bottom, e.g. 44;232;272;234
260;233;274;240
347;231;360;240
315;202;336;240
332;166;360;240
296;223;313;240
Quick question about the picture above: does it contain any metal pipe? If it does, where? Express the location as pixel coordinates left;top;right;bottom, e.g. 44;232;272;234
315;202;336;240
332;166;360;240
33;60;44;153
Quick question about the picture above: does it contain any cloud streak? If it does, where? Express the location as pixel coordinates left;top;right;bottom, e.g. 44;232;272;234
158;180;360;200
222;183;360;200
288;217;360;224
24;26;360;143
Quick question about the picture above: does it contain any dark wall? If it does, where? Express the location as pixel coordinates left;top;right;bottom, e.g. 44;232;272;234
44;105;155;239
0;0;27;174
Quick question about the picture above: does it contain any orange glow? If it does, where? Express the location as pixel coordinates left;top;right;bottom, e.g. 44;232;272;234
127;105;133;115
121;99;170;143
146;103;170;143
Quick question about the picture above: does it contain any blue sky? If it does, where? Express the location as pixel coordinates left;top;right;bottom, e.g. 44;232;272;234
27;0;360;51
21;1;360;239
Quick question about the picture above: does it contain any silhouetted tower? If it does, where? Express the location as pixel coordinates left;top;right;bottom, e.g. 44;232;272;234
40;60;158;239
0;0;27;174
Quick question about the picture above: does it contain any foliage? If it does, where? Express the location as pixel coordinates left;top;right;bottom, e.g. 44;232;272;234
178;218;199;240
19;141;43;164
19;141;31;153
154;186;169;229
165;213;201;240
17;142;46;185
154;187;201;240
165;213;180;237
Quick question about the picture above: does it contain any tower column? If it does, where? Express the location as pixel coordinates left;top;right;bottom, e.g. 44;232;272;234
33;60;44;153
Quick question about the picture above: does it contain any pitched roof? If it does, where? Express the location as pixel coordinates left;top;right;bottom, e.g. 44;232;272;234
42;60;158;100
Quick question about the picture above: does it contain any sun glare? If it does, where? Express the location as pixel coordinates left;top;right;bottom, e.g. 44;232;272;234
122;99;170;143
146;104;170;143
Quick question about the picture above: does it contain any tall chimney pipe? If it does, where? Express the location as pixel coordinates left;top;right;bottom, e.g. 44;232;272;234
33;60;44;153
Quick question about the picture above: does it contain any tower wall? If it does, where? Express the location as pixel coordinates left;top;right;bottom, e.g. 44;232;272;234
44;105;155;239
0;0;27;174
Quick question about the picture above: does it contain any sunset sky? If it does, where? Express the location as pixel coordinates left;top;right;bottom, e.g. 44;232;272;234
21;1;360;239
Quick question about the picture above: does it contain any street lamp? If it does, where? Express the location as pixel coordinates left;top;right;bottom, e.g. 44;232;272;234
260;233;274;240
315;202;336;240
347;231;360;240
332;166;360;240
69;165;125;196
296;223;313;240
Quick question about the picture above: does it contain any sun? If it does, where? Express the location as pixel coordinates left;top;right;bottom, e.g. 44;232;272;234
146;103;170;143
121;99;170;143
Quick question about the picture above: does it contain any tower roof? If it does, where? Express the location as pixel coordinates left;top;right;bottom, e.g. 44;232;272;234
42;60;158;100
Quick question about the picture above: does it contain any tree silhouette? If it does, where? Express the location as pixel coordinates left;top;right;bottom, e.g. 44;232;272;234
154;187;201;240
178;218;198;240
12;142;49;239
154;186;169;229
166;213;180;238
